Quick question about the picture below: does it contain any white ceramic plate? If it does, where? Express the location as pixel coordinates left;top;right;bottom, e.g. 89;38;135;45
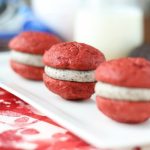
1;52;150;150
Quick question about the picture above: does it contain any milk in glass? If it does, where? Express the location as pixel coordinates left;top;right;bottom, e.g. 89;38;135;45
74;0;143;60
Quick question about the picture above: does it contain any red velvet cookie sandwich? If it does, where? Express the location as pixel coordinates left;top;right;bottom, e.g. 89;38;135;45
95;57;150;123
43;42;105;100
9;31;61;80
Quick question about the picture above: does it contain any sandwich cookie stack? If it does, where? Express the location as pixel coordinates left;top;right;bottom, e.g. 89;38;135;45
95;58;150;123
9;31;61;80
43;42;105;100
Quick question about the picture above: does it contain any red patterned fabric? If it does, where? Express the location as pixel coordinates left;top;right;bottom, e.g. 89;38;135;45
0;88;96;150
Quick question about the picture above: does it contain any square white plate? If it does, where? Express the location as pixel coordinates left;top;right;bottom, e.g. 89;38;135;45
0;52;150;149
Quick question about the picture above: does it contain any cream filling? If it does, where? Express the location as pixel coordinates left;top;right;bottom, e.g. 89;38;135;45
95;81;150;101
45;66;95;82
11;50;44;67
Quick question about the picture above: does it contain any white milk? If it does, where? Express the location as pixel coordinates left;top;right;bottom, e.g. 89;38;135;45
74;2;144;60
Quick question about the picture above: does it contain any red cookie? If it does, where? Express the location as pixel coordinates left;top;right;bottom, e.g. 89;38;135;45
43;42;105;100
9;31;61;54
43;73;95;100
43;42;105;71
96;96;150;123
96;57;150;88
95;58;150;123
11;60;43;80
9;31;61;80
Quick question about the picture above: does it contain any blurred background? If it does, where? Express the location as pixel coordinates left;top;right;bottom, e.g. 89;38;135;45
0;0;150;60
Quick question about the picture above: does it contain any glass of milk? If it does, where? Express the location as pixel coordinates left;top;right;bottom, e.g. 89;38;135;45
74;0;144;60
